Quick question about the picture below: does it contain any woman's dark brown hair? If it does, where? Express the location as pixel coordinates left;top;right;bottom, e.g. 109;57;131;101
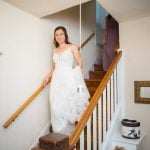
54;26;71;48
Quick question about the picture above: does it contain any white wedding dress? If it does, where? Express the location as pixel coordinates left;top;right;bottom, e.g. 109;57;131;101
49;46;90;135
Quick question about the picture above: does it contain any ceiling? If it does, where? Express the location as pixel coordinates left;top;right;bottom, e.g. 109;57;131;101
3;0;91;18
98;0;150;22
3;0;150;22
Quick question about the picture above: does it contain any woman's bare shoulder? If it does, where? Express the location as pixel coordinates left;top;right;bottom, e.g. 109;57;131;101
70;44;78;51
53;47;58;52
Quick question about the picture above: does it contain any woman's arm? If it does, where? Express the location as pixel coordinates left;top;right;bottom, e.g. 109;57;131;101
71;45;83;68
43;63;55;86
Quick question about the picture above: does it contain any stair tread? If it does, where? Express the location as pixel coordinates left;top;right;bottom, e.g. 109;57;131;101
90;70;105;73
39;133;68;142
31;146;46;150
94;64;102;67
88;86;97;91
39;133;69;150
85;79;101;87
89;70;106;80
94;64;103;71
85;79;101;81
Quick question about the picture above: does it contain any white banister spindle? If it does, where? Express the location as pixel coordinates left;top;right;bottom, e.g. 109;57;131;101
109;78;112;121
114;68;117;110
107;80;111;127
93;107;97;150
80;130;84;150
117;60;121;104
112;72;115;112
110;75;114;117
98;97;102;150
102;88;106;140
115;66;118;104
87;117;91;150
117;64;120;105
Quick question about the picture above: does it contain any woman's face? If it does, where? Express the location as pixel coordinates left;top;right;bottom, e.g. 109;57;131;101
55;29;65;45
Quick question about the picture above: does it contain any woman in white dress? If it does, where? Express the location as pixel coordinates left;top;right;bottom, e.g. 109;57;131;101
43;26;90;135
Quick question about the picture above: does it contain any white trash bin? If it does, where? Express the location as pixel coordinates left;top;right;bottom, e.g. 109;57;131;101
121;119;140;139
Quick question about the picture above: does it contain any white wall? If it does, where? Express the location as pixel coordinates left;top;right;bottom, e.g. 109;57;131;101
43;5;80;46
0;1;80;150
0;1;52;150
81;1;95;42
81;0;102;75
0;0;99;149
120;16;150;150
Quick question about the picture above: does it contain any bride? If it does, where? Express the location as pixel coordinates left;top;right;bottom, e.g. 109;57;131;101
43;26;90;135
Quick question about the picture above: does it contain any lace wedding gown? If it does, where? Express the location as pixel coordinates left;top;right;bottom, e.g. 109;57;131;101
49;46;90;135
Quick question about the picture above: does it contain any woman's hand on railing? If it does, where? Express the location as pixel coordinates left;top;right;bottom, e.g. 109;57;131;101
42;75;51;87
43;64;54;86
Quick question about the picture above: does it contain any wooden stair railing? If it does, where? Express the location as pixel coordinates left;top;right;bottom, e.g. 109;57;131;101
3;81;50;128
80;33;95;48
69;51;122;149
3;33;95;128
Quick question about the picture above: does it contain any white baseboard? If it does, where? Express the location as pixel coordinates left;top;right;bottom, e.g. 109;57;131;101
28;120;51;150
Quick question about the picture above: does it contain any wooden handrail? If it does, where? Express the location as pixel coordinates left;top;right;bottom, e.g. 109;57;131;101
3;83;48;128
80;33;95;49
3;33;95;128
69;51;122;147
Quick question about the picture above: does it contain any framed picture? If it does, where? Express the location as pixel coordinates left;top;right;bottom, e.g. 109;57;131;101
134;81;150;104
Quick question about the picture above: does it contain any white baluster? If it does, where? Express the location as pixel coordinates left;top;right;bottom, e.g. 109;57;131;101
111;75;114;117
87;117;91;150
102;88;106;140
93;107;97;150
80;130;84;150
107;80;111;127
114;68;117;110
98;97;102;150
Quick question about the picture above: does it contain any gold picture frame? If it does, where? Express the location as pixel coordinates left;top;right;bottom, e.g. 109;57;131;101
134;81;150;104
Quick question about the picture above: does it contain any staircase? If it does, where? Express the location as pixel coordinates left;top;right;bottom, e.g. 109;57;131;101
31;64;106;150
87;64;105;97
